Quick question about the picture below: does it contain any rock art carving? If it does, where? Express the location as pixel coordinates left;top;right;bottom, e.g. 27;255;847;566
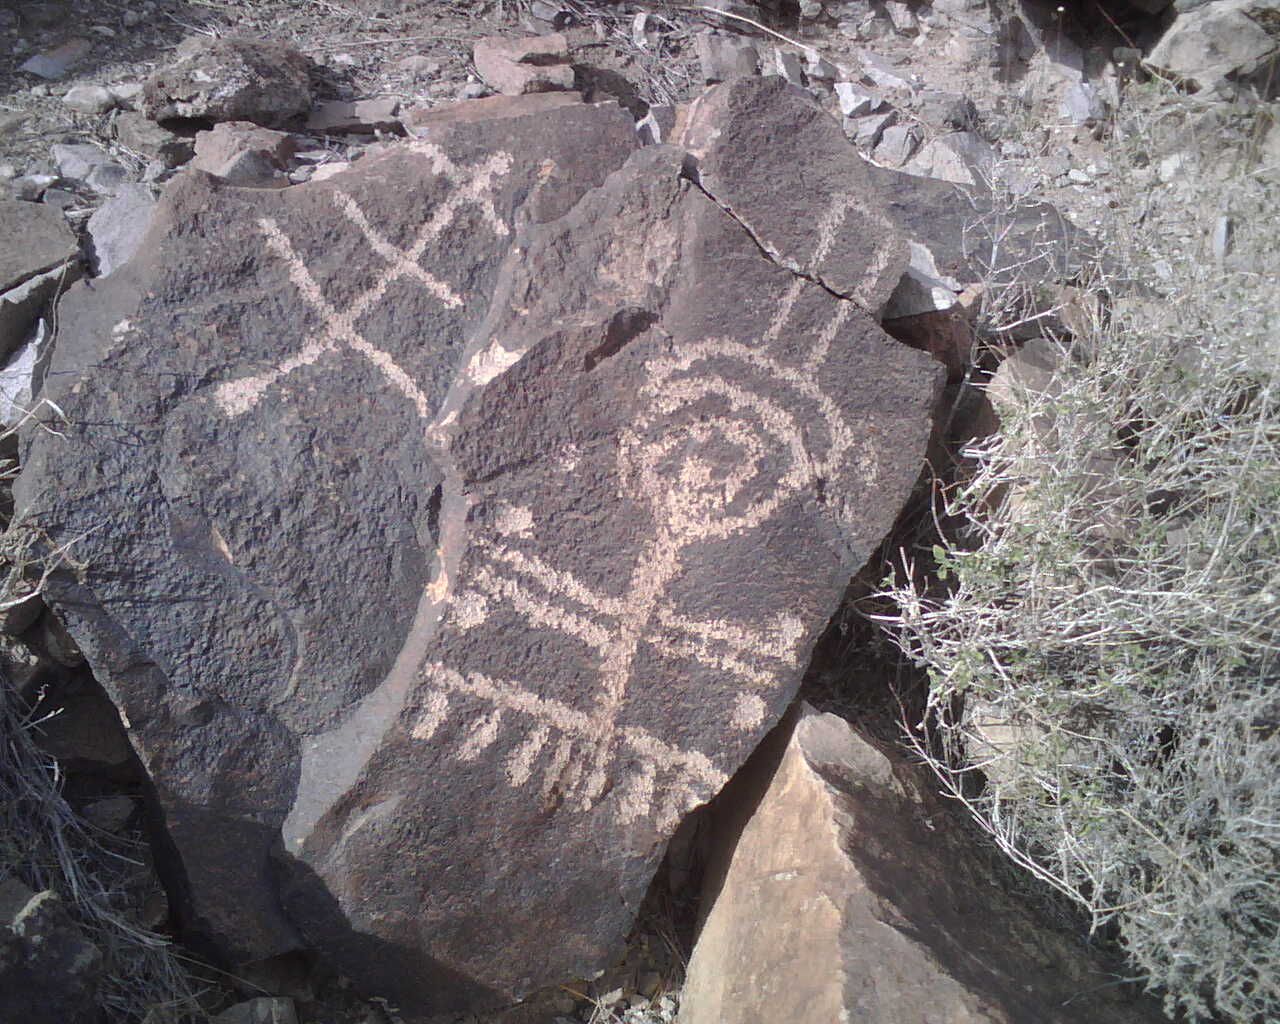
16;95;640;965
214;144;513;424
15;81;944;1015
414;193;875;832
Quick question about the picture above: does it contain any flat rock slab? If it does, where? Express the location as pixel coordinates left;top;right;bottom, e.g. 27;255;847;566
17;83;941;1017
680;704;1165;1024
473;32;575;95
0;201;78;294
18;38;91;81
306;98;402;134
87;184;158;277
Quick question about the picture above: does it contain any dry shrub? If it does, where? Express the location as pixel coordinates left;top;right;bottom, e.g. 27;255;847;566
876;81;1280;1022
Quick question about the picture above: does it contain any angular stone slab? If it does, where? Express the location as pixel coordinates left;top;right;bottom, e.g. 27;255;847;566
142;36;313;127
17;81;940;1017
681;705;1165;1024
16;96;636;964
0;201;78;295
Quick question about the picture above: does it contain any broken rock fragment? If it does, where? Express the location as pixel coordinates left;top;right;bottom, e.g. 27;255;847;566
142;36;313;127
192;121;297;186
472;33;575;96
0;201;79;358
694;30;759;83
680;704;1165;1024
306;98;401;134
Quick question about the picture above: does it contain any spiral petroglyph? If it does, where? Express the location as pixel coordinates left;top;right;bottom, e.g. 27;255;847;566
414;192;876;826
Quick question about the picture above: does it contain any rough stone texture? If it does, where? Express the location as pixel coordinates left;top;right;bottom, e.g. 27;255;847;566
0;887;102;1024
306;98;401;134
62;84;117;115
114;110;195;167
874;122;923;168
864;161;1098;296
403;90;583;133
883;240;963;320
0;318;53;428
1146;0;1280;92
84;161;131;197
916;89;979;131
901;130;996;186
0;262;80;362
675;77;909;314
694;30;759;83
16;82;942;1016
846;109;896;149
15;92;640;990
473;33;575;95
51;141;111;180
192;121;297;185
679;704;1165;1024
835;81;883;117
87;184;158;277
18;38;91;80
0;200;78;296
142;36;313;127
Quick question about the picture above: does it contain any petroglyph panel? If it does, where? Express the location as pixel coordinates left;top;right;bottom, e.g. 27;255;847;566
411;193;880;829
15;94;640;975
16;79;947;1015
303;126;941;1011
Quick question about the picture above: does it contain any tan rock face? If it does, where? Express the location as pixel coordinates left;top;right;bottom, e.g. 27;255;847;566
680;704;1163;1024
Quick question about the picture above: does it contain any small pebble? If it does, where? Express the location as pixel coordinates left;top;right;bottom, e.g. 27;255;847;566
459;81;488;100
123;10;142;27
1067;168;1092;184
31;83;49;97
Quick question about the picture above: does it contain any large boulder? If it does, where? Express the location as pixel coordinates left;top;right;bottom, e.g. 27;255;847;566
680;705;1165;1024
15;81;942;1016
17;90;639;978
